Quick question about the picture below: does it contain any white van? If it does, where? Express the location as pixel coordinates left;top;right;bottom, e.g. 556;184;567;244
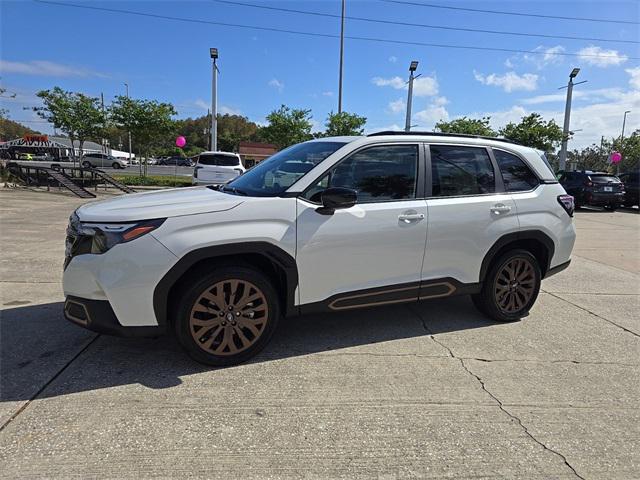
193;151;245;185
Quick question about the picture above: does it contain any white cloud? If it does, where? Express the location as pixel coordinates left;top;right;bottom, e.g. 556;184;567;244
504;58;515;69
521;88;624;105
578;45;628;67
387;98;405;114
0;59;105;77
372;74;438;97
524;45;565;69
219;105;242;116
268;78;284;92
626;67;640;89
388;56;398;63
193;99;209;111
414;96;450;127
474;70;539;92
322;91;333;97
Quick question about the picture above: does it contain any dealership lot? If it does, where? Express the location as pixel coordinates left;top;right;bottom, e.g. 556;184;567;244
0;188;638;479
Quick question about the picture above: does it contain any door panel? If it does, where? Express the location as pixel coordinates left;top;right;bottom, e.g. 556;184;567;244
296;198;428;305
423;195;519;284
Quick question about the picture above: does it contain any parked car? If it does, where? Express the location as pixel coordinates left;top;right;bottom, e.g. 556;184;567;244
158;156;192;167
192;151;245;185
263;160;313;189
81;153;129;169
146;157;158;166
618;171;639;207
559;171;625;210
63;132;576;366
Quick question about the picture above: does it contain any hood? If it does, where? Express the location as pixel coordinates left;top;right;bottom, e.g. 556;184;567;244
76;186;243;222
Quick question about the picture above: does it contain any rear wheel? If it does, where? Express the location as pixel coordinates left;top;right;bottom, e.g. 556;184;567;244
82;161;91;168
472;249;541;322
174;266;280;366
112;162;122;169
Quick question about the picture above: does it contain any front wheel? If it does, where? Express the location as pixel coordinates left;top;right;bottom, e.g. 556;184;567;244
472;249;541;322
112;162;122;169
174;266;280;366
82;161;91;169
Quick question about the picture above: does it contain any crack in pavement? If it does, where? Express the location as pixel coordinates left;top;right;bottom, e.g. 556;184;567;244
0;334;100;433
408;305;586;480
543;290;640;338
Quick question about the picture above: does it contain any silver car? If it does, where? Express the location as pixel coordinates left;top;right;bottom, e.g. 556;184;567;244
81;153;129;169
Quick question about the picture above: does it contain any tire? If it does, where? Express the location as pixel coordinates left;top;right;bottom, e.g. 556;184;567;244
472;249;541;322
174;266;280;366
604;205;617;211
112;162;122;169
82;161;92;168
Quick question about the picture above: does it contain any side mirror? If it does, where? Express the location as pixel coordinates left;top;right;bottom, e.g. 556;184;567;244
317;187;357;215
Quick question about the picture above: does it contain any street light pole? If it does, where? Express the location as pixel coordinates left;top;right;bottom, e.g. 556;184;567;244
210;48;219;152
338;0;345;113
558;68;582;172
621;110;631;142
124;82;134;172
405;61;418;132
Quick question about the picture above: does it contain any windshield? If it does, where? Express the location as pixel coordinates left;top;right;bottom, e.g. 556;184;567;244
199;153;240;166
223;141;347;196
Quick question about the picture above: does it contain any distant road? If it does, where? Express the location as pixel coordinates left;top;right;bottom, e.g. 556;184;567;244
8;160;193;177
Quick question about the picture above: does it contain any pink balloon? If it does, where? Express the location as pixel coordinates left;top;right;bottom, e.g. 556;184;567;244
610;151;622;164
175;136;186;148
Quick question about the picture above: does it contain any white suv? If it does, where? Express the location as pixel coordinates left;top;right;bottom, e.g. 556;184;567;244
192;151;245;185
63;132;576;365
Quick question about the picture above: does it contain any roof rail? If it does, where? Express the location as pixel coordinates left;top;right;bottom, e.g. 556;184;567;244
366;130;520;145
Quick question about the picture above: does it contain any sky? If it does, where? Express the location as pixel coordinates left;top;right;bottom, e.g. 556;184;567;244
1;0;639;149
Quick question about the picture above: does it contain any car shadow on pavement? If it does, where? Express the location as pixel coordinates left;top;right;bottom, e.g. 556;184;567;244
1;296;495;402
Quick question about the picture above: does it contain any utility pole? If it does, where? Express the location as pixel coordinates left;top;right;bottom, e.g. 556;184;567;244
210;48;219;152
124;83;134;173
101;92;106;155
338;0;345;113
558;68;585;172
405;61;419;132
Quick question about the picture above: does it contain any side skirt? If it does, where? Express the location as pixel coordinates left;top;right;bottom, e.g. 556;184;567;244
298;278;481;315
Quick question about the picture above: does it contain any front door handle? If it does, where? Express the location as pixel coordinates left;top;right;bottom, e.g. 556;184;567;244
491;203;512;215
398;211;425;223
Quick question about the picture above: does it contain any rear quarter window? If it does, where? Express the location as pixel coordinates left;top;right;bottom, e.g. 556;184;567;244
494;149;539;192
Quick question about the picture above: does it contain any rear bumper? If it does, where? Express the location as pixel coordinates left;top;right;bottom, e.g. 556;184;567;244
64;296;164;337
583;192;624;206
543;259;571;279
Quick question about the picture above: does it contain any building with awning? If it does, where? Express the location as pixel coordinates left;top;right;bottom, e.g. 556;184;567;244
0;135;134;160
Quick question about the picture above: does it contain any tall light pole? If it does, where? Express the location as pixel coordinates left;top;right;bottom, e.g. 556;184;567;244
405;61;419;132
338;0;345;113
621;110;631;142
210;48;218;152
619;110;631;174
124;82;133;171
558;68;585;172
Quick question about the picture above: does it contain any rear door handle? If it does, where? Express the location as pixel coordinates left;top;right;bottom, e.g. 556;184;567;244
398;211;425;223
491;203;512;215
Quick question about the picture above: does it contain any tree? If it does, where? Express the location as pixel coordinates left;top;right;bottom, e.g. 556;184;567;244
110;96;176;174
0;118;39;141
260;105;313;149
435;116;496;137
35;87;104;164
217;114;260;152
608;130;640;173
567;145;609;173
499;113;563;152
324;111;367;136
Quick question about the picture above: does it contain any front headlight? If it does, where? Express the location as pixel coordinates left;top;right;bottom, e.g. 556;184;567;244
81;218;166;254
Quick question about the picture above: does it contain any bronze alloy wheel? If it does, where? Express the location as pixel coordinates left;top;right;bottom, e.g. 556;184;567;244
494;258;536;314
189;279;268;356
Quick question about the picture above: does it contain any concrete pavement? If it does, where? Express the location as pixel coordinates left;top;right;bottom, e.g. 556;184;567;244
0;188;638;479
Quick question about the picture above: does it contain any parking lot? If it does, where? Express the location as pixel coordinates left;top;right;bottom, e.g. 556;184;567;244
0;188;638;479
11;160;194;177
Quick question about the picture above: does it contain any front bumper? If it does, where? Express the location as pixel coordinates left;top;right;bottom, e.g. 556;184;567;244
64;296;163;337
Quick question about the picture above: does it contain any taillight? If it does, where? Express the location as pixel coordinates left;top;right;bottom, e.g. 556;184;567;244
557;195;575;217
583;180;593;187
234;168;243;175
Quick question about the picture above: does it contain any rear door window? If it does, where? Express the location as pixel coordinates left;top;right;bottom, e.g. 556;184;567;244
430;145;495;196
494;149;539;192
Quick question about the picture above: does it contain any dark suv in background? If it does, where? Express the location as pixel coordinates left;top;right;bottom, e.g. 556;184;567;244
618;171;639;207
559;171;625;210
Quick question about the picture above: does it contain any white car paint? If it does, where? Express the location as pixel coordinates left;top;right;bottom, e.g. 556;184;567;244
192;151;245;185
63;133;576;329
